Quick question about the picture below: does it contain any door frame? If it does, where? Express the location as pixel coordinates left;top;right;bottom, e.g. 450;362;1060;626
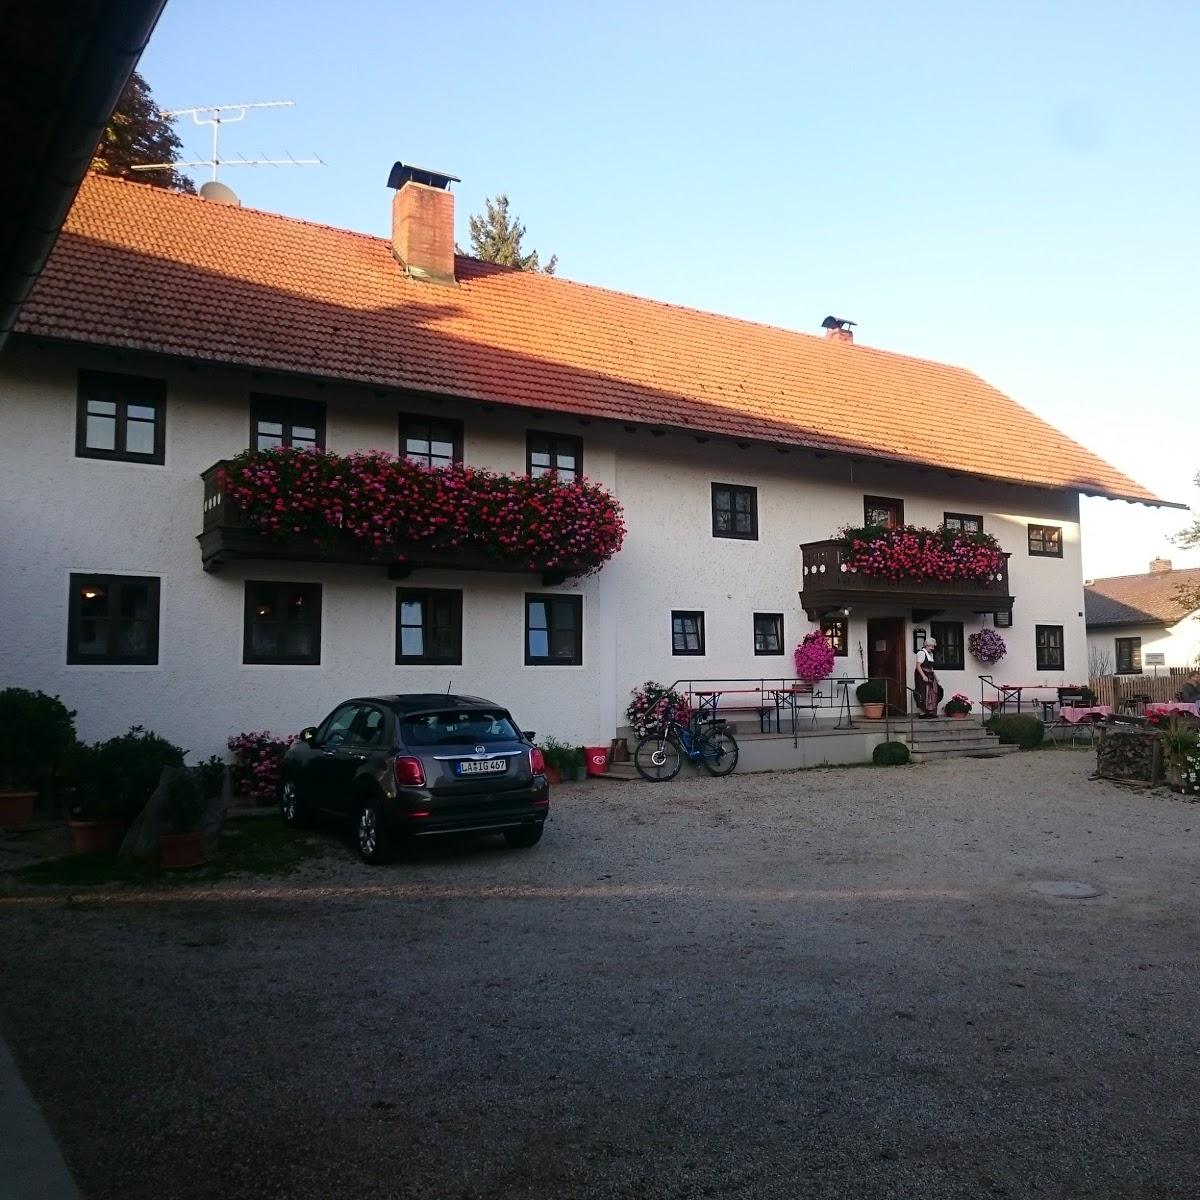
866;617;908;714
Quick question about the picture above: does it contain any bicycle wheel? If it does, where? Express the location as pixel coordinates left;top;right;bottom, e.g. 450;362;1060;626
633;732;684;782
698;728;739;776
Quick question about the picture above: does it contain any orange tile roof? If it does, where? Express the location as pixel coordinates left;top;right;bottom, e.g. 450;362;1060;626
15;175;1168;505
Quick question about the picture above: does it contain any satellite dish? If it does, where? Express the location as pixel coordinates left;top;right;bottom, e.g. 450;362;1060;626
199;180;240;207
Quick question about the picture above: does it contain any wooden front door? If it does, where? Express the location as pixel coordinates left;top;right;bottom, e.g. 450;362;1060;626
866;618;907;714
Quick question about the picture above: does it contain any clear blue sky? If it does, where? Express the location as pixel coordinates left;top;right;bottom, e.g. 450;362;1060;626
140;0;1199;579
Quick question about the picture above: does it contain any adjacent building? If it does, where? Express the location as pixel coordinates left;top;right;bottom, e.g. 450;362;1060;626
0;168;1172;759
1085;560;1200;674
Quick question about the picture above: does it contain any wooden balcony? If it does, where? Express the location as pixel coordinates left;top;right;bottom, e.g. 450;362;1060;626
799;539;1013;618
198;463;576;584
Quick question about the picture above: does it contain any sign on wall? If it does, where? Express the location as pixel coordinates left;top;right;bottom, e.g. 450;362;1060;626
1144;652;1166;666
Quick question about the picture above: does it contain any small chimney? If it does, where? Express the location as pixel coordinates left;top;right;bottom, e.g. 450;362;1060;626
821;314;856;344
1149;557;1173;574
387;162;460;285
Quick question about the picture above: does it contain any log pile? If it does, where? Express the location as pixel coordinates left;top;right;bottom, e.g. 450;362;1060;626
1096;728;1161;784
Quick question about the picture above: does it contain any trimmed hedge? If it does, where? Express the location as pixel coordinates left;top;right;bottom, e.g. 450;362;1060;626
986;714;1044;749
873;741;911;766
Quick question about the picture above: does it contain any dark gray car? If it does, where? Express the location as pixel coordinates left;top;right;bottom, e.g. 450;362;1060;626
280;694;549;863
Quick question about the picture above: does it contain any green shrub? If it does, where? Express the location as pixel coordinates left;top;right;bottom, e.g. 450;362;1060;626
857;679;888;705
540;737;583;775
73;726;186;822
986;714;1044;749
0;688;78;790
873;741;911;766
195;755;226;800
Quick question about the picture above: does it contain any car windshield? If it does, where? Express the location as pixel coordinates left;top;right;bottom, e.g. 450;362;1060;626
399;710;521;747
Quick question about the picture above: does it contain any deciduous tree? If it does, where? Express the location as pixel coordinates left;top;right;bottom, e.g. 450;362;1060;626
92;71;195;193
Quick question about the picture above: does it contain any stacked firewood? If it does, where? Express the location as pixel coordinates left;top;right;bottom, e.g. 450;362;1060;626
1095;728;1161;784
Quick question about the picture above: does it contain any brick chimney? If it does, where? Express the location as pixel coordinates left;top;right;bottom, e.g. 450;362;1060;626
821;315;856;344
387;162;459;285
1149;557;1173;573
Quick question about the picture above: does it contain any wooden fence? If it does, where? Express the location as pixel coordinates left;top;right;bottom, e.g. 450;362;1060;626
1088;669;1188;708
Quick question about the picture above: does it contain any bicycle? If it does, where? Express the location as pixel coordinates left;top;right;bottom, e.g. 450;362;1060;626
633;711;739;782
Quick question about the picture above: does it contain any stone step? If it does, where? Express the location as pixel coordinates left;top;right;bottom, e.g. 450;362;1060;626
597;761;641;781
908;738;1010;754
909;743;1021;763
902;730;1003;746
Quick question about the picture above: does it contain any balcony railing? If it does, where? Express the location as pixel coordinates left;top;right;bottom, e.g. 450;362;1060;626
199;462;580;584
799;539;1013;617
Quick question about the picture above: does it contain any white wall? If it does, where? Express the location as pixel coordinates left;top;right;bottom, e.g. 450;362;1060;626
0;341;1094;758
1086;616;1200;674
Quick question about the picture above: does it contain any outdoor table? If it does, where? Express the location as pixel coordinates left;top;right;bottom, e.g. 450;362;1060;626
1145;702;1200;720
689;689;771;731
1058;705;1114;723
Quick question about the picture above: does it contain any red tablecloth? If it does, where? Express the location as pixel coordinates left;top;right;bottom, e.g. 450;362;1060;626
1146;702;1200;719
1058;705;1114;724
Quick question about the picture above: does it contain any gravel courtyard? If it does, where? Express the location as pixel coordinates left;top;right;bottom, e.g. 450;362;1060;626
2;752;1198;1200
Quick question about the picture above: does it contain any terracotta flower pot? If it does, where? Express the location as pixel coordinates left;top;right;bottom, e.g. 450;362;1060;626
0;790;36;826
160;830;204;869
949;713;967;720
860;703;886;720
69;820;126;855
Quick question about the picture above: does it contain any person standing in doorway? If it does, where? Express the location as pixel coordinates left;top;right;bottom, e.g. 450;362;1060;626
915;637;939;717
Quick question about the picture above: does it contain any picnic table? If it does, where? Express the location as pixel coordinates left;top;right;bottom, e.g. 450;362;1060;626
1058;705;1114;724
690;689;775;732
980;679;1087;717
1145;702;1200;720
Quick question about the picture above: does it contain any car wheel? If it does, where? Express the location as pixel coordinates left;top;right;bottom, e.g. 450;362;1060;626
356;799;394;864
280;779;307;827
504;823;543;849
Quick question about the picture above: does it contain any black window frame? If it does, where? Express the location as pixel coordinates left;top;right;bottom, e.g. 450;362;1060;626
1115;636;1143;676
754;612;786;656
249;393;326;453
863;495;904;529
67;573;161;665
711;483;759;540
930;620;965;670
1036;624;1065;672
395;588;464;666
944;512;983;534
75;370;166;465
820;615;848;658
671;610;706;656
525;593;583;666
399;413;464;470
526;430;583;482
242;581;323;666
1028;524;1063;558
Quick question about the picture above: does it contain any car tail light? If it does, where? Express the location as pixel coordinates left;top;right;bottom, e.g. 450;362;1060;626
393;756;426;787
529;747;546;775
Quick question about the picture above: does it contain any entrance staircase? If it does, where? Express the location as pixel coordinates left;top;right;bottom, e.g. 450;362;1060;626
896;717;1018;764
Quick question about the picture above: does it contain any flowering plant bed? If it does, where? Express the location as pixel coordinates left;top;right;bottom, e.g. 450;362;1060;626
944;692;974;716
210;449;625;577
968;628;1007;665
794;630;835;683
626;681;691;738
836;523;1006;584
228;731;296;806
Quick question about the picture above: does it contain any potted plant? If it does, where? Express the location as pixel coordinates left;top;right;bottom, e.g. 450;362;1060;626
856;678;888;719
159;768;206;868
539;737;574;785
69;726;185;854
944;693;974;719
0;688;77;825
967;628;1007;666
626;682;689;739
1158;719;1199;792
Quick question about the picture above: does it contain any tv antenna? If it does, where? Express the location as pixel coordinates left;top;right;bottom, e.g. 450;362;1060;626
130;100;323;183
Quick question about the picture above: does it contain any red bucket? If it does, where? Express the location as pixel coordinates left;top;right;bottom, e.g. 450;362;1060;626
585;746;609;776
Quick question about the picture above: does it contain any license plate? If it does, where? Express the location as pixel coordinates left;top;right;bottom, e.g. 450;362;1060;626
455;759;507;775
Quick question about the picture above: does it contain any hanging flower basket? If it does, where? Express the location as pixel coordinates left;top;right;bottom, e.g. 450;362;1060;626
794;631;835;683
968;628;1007;665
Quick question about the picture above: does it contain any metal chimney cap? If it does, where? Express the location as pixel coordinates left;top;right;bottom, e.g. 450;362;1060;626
386;162;460;191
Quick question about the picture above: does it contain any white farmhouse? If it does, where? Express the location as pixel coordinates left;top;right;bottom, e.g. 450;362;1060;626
0;168;1174;763
1085;560;1200;675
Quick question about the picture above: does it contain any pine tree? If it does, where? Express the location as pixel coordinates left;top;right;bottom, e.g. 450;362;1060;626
91;71;195;193
463;194;557;274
